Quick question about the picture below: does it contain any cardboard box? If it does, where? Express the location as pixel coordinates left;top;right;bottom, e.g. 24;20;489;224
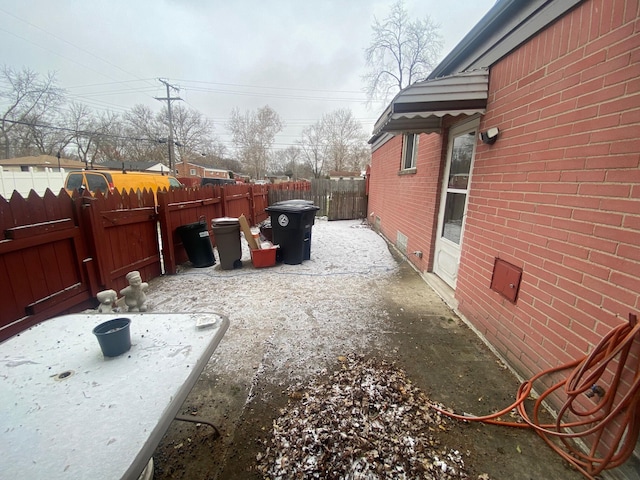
239;214;260;250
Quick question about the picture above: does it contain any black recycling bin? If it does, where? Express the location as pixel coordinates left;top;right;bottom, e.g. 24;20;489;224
265;202;320;265
211;217;242;270
275;199;318;261
274;199;314;206
176;220;216;268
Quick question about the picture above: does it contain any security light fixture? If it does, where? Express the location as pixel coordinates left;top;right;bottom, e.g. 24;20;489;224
480;127;500;145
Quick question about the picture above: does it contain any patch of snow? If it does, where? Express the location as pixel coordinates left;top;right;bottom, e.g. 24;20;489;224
145;219;399;389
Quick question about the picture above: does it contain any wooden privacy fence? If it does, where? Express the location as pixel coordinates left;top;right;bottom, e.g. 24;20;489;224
269;179;367;220
0;183;270;341
0;190;95;341
158;186;224;276
79;188;161;297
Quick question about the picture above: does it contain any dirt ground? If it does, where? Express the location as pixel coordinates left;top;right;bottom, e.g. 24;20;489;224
147;220;584;480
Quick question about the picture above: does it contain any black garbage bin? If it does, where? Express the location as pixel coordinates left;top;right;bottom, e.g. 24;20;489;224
275;199;318;261
176;220;216;268
265;202;320;265
211;217;242;270
274;199;314;206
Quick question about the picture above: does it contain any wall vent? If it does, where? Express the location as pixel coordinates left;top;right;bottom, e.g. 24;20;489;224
396;232;408;254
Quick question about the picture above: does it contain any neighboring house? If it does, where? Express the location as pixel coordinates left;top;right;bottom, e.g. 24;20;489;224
233;173;250;183
265;174;290;184
175;161;231;179
0;156;86;197
0;155;85;172
95;160;170;173
368;0;639;475
328;170;364;181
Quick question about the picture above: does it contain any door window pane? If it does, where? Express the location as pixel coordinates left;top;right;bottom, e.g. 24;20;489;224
447;132;475;189
442;192;466;244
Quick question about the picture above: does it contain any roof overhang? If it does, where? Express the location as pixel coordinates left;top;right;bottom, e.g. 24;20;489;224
428;0;584;80
369;69;489;144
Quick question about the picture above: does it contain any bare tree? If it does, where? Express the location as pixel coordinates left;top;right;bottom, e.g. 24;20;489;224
122;104;167;163
198;140;228;168
349;144;371;173
298;121;328;179
19;115;72;157
363;0;442;103
0;66;65;158
91;111;131;165
298;109;368;178
65;102;100;167
213;156;243;174
168;104;218;167
0;66;238;172
323;109;368;173
228;105;283;179
271;145;302;178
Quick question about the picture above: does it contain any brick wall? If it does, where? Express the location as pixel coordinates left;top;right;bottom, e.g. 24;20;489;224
175;164;229;178
456;0;640;379
368;129;446;268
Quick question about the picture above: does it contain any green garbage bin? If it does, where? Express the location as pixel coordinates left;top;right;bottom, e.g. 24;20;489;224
211;217;242;270
176;220;216;268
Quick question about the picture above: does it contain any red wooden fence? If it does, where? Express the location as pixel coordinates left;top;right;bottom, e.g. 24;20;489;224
0;182;278;341
158;186;224;276
269;181;311;191
79;188;161;294
0;190;96;340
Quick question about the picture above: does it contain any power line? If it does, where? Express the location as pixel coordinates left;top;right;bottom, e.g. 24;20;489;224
0;7;158;91
174;78;367;95
64;79;158;90
181;85;368;102
1;118;161;143
0;118;360;150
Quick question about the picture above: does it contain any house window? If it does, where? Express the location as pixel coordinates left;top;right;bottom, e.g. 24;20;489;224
190;168;196;175
402;134;418;170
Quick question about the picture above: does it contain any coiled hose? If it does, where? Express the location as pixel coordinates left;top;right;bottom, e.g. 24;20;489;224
431;313;640;479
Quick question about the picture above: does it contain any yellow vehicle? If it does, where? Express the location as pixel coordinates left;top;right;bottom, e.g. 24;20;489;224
64;170;182;197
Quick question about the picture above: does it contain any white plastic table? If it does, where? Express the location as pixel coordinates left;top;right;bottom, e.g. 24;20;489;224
0;312;229;480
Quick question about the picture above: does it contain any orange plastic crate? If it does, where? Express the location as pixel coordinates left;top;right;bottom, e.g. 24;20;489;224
250;246;278;268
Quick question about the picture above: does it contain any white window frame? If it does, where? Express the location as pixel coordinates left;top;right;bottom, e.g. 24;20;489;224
401;133;418;170
189;168;196;175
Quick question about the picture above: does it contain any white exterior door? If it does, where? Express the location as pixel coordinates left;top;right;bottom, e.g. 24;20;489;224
433;119;479;288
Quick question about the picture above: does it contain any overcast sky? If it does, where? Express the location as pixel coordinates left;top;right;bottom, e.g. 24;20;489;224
1;0;496;152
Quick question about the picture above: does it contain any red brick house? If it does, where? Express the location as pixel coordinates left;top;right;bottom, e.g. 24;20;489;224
368;0;639;475
175;161;231;179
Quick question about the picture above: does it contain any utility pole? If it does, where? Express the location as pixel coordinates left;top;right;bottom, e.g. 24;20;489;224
155;79;182;173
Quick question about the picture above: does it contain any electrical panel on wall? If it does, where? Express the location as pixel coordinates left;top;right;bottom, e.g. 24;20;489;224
490;258;522;303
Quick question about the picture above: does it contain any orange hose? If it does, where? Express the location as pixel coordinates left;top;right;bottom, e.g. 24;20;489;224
431;313;640;479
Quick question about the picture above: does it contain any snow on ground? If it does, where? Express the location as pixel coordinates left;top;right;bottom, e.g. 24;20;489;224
145;218;400;392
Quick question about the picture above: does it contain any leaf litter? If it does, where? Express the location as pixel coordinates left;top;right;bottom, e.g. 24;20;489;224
256;354;481;479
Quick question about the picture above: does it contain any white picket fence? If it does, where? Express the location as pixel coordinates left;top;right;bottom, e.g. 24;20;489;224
0;167;68;199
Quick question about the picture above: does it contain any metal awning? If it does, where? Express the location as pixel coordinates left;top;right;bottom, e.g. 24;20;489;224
369;69;489;143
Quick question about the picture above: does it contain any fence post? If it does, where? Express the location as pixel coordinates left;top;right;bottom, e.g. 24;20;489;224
74;191;109;293
157;189;178;275
76;199;100;299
